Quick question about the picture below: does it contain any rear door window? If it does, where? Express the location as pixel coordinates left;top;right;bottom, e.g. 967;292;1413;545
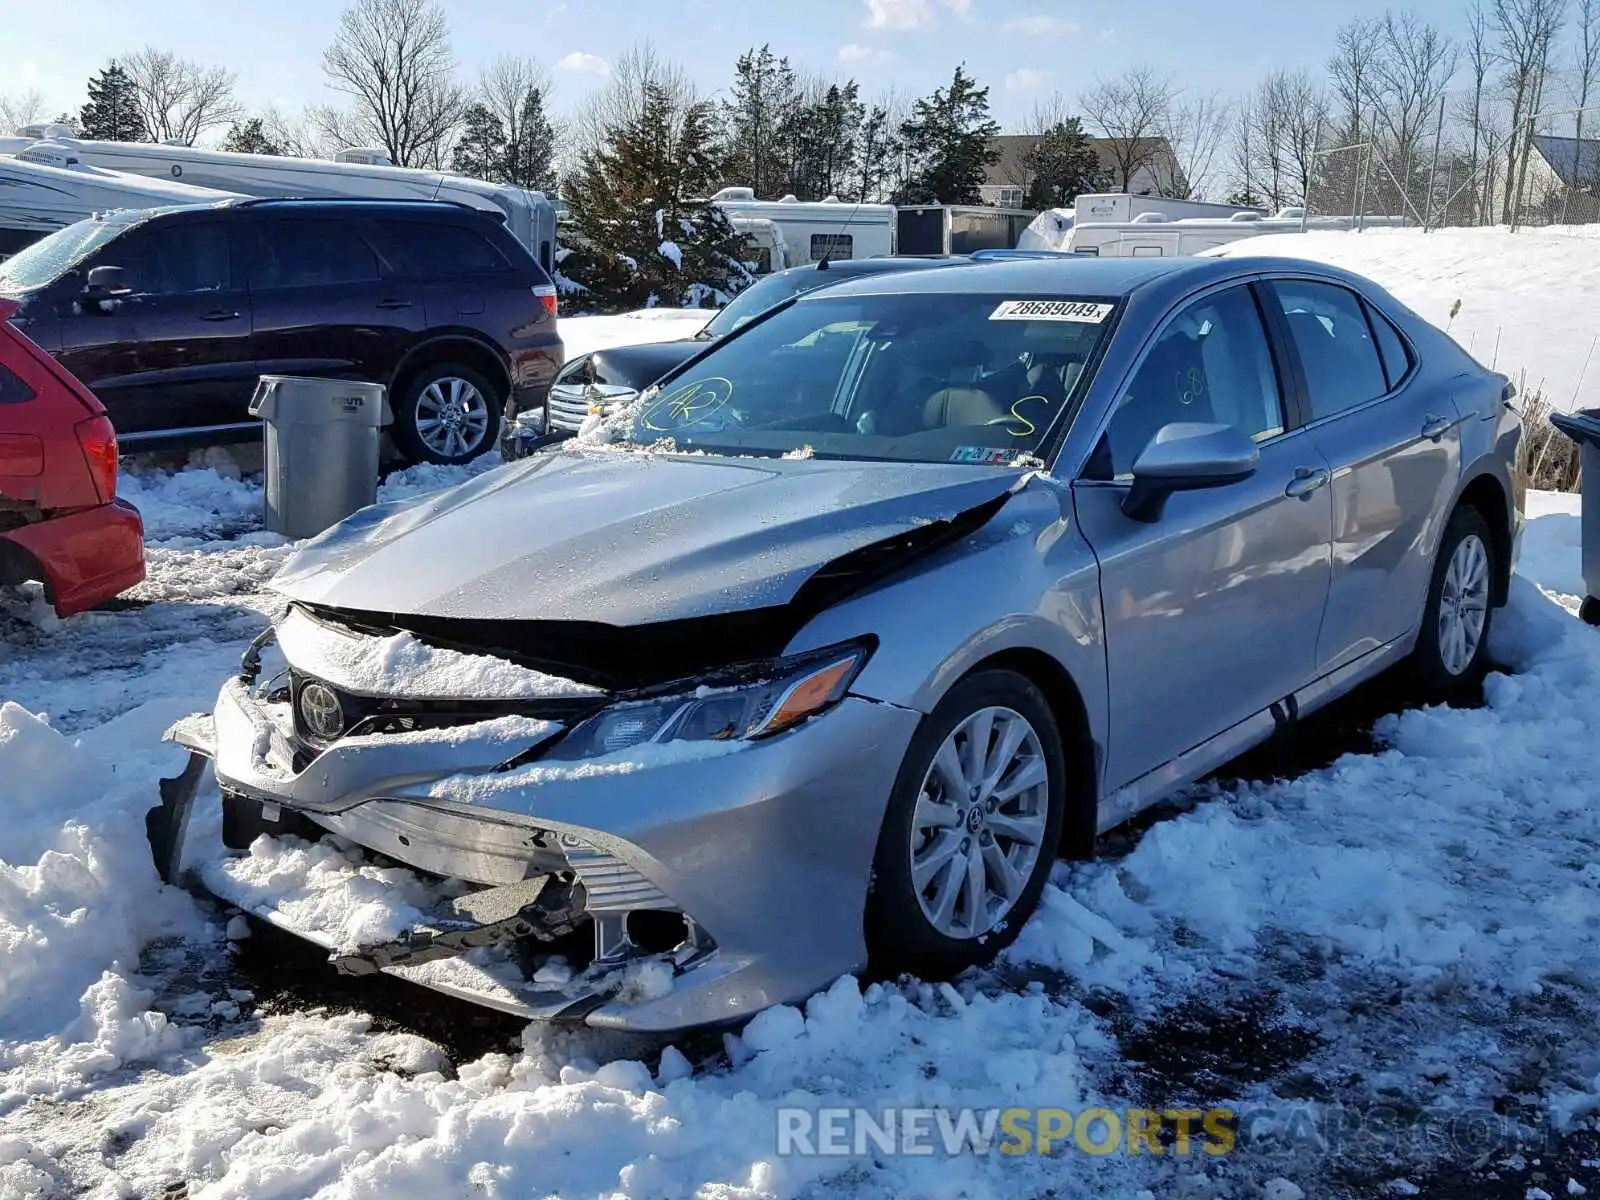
0;361;35;404
1365;301;1414;389
113;222;232;295
1268;280;1390;420
250;218;382;289
372;220;512;277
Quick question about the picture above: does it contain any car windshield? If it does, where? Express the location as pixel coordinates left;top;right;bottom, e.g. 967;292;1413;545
0;217;132;293
700;268;850;338
615;290;1118;465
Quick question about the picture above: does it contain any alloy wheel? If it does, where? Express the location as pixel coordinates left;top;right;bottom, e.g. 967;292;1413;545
414;376;491;459
909;705;1051;940
1438;532;1490;676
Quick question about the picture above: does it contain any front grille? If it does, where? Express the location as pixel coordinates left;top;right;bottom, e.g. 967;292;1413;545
548;384;594;432
547;382;636;433
287;669;605;750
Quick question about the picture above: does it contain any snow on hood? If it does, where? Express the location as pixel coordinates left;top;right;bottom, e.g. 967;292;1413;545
275;606;602;700
269;447;1027;625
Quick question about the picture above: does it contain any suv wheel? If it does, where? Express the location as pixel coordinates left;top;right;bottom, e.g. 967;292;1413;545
1411;505;1497;697
865;669;1066;980
393;362;502;465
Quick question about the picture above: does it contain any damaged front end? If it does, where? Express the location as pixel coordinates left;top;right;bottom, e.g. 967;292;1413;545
148;605;911;1032
147;458;1032;1031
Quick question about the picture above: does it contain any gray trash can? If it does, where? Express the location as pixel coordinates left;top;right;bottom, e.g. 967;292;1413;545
249;375;391;540
1548;408;1600;626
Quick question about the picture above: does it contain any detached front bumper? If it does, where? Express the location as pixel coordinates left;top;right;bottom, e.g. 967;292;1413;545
155;671;919;1033
5;499;145;617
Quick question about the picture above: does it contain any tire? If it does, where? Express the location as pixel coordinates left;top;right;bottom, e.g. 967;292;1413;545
1582;596;1600;627
865;669;1067;980
1411;505;1497;698
392;362;504;465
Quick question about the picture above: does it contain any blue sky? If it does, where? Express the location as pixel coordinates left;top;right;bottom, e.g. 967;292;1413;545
3;0;1473;131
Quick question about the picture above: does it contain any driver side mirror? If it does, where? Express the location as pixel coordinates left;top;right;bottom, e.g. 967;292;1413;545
81;266;131;312
1121;421;1259;523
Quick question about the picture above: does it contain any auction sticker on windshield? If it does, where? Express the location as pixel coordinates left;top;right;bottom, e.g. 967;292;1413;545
989;300;1113;323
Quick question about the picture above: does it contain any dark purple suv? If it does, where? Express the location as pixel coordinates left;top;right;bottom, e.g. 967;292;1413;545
0;198;563;465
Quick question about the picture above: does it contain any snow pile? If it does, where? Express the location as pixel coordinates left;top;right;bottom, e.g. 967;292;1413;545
559;310;709;360
204;835;450;953
274;606;601;700
118;465;264;545
1214;226;1600;410
0;700;197;1068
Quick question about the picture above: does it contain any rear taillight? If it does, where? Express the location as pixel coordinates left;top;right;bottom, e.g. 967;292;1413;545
533;283;558;317
74;414;118;503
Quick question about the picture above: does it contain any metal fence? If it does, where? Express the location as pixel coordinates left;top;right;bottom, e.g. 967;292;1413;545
1294;100;1600;233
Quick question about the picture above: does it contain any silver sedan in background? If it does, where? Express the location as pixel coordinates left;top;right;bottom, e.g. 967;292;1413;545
153;255;1523;1033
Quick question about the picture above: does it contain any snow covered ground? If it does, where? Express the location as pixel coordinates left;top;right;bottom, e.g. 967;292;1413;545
3;248;1600;1198
1213;226;1600;412
0;462;1595;1199
560;309;709;360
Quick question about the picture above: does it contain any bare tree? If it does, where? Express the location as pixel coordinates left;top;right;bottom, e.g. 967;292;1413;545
479;55;560;166
1455;1;1495;221
1078;65;1177;191
0;89;46;133
260;106;332;158
1571;0;1600;197
121;47;242;144
570;42;696;165
1493;0;1567;222
322;0;469;167
1329;18;1384;142
1367;12;1458;215
1159;91;1232;199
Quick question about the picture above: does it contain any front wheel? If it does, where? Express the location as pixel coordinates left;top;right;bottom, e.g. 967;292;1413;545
1411;505;1497;698
392;362;503;465
865;669;1066;980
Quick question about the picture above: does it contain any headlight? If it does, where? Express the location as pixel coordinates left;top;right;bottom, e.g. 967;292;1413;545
543;642;872;762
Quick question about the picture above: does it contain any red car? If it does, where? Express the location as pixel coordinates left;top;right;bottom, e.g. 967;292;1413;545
0;297;144;617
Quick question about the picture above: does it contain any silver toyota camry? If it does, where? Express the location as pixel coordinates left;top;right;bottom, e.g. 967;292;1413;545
151;256;1523;1033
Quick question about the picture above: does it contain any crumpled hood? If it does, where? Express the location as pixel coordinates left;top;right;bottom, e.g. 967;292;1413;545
270;447;1026;625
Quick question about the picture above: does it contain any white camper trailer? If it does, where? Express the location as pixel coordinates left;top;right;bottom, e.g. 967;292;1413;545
1066;209;1412;258
25;137;559;270
0;142;244;257
1017;193;1266;252
709;188;895;271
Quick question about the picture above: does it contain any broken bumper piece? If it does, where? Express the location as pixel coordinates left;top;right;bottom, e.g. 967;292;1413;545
154;671;920;1033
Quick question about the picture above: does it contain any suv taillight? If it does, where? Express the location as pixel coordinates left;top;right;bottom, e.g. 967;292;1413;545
533;283;558;317
74;414;119;503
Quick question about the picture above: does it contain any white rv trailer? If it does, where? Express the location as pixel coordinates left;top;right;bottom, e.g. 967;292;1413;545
1017;193;1267;251
25;136;559;270
709;187;895;271
1065;209;1412;258
0;142;244;257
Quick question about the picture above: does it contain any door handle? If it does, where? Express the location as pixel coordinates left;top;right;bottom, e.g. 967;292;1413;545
200;310;240;322
1421;413;1454;441
376;298;413;310
1284;466;1329;500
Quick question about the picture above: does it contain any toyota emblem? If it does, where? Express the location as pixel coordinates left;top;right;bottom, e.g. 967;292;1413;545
297;681;345;740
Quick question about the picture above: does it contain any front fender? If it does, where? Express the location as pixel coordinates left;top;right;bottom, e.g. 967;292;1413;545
783;481;1108;766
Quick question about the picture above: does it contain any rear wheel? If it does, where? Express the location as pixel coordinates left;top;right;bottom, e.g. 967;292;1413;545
1411;505;1496;698
865;670;1066;980
392;362;502;465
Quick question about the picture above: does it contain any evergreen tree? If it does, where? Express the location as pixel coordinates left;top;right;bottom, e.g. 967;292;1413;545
1022;118;1108;209
564;81;751;313
719;45;798;198
501;87;556;192
790;82;863;199
221;117;281;155
450;102;507;180
895;65;1000;205
79;63;145;142
850;104;899;202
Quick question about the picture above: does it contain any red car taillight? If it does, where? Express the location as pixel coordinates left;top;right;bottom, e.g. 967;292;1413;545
74;414;119;504
533;283;558;317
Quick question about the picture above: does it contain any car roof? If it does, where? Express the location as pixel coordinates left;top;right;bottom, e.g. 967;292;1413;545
799;254;1236;301
113;197;485;221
